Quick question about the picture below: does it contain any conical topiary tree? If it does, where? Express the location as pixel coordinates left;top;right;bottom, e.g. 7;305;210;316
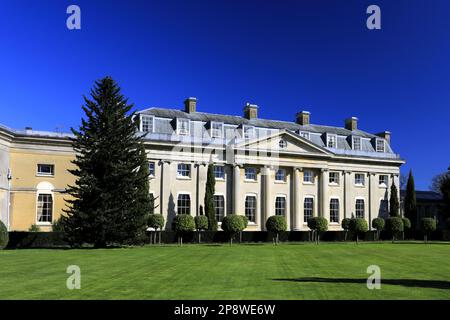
389;182;400;217
0;220;8;250
204;164;218;231
404;170;417;229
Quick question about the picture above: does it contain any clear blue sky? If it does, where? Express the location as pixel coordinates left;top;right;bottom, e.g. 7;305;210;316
0;0;449;190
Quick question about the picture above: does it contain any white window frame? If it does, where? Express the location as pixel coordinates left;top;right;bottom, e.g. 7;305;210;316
242;125;255;139
148;161;155;178
329;171;340;185
177;163;191;179
245;194;257;223
275;169;286;182
354;173;365;186
140;115;154;133
379;175;388;187
303;169;314;183
326;134;338;148
176;118;191;135
213;165;225;180
275;195;287;216
355;198;365;219
303;196;314;223
352;136;361;151
375;138;385;152
244;167;257;181
299;131;310;140
213;194;225;223
211;121;224;138
36;192;53;225
329;197;340;223
37;164;55;177
176;192;191;215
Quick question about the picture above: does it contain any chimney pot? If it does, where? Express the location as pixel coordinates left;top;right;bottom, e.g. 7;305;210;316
345;117;358;131
296;111;310;126
244;103;258;119
184;97;197;113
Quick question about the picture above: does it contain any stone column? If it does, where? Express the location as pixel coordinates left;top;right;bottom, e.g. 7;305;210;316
293;167;302;230
233;164;240;215
263;166;272;230
320;169;328;219
344;171;352;219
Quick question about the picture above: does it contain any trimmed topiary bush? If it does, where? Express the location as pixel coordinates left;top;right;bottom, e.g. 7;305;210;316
221;215;244;245
0;220;8;249
386;217;404;242
172;214;195;246
239;215;249;243
372;218;385;241
308;217;328;244
402;217;411;240
420;217;436;243
266;215;287;245
341;218;352;241
148;214;165;244
194;215;209;243
349;218;368;243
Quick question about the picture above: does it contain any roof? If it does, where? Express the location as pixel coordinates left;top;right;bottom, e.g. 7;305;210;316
138;107;377;139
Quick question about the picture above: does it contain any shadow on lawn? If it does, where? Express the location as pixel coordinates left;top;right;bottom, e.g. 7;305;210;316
272;277;450;290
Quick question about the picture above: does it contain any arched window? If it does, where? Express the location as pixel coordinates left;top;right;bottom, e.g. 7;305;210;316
330;198;339;223
177;194;191;215
355;199;365;218
245;195;257;222
214;195;225;222
304;197;314;223
275;196;286;216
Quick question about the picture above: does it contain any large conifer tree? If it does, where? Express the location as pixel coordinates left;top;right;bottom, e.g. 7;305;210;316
204;163;218;231
404;170;417;228
63;77;151;247
389;182;400;217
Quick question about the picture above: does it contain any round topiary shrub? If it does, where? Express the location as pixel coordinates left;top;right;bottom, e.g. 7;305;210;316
349;218;368;243
420;217;436;243
266;215;287;245
386;217;404;242
172;214;195;246
0;220;8;249
148;214;165;244
238;215;249;243
221;215;244;245
341;218;352;241
194;215;209;231
372;217;385;241
308;217;328;244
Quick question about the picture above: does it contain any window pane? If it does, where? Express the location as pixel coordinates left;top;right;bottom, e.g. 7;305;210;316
37;164;54;175
355;199;365;218
214;195;225;222
304;170;313;183
245;168;256;180
177;163;191;177
275;169;285;181
149;162;155;176
275;197;286;216
245;196;256;222
142;116;153;132
37;193;53;223
214;166;225;179
304;198;313;223
330;199;339;223
177;194;191;215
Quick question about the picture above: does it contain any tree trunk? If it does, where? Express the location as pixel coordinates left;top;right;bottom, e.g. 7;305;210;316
230;237;233;246
344;231;347;241
159;230;161;245
240;232;242;244
198;231;201;244
276;233;279;245
424;234;427;243
316;233;319;245
180;236;183;247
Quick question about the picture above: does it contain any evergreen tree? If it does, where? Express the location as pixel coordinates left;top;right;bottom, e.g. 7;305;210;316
389;182;400;217
63;77;151;247
204;163;218;231
404;170;417;228
440;171;450;219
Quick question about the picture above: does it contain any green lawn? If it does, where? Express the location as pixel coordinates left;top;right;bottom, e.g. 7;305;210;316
0;242;449;299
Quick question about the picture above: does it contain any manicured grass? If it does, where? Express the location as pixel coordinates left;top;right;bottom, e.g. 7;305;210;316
0;242;449;299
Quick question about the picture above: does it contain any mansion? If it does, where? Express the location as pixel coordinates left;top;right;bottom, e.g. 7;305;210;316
0;98;404;231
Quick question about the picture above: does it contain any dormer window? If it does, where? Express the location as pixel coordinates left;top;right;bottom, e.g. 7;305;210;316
177;118;190;135
299;131;310;140
352;136;361;151
140;115;154;133
326;134;337;148
211;122;223;138
243;125;255;139
376;139;385;152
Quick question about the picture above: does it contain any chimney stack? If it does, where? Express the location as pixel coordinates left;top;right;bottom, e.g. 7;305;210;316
296;111;310;126
184;97;197;113
376;131;391;144
345;117;358;131
244;103;258;120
